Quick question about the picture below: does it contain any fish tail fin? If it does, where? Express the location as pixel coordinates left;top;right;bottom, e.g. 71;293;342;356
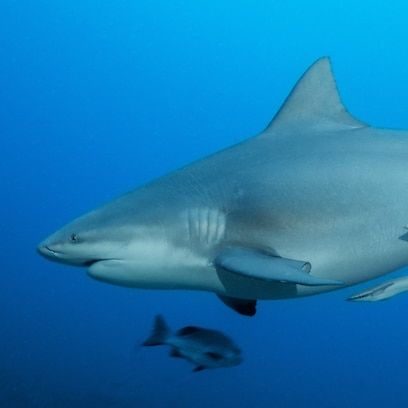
142;315;171;346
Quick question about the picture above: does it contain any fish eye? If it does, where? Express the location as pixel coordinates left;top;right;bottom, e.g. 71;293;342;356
70;233;80;243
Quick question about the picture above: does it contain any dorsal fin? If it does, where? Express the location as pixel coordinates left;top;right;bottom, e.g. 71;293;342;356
265;57;365;133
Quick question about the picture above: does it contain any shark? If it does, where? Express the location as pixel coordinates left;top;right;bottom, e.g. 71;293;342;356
38;57;408;316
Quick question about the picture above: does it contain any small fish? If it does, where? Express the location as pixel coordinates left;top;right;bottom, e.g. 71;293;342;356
142;315;242;372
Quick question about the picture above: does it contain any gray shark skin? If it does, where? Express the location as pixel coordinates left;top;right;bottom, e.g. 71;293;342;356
38;57;408;314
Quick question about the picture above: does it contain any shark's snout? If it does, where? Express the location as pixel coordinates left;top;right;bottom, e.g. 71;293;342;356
37;237;87;266
37;233;114;268
37;243;59;259
36;239;69;264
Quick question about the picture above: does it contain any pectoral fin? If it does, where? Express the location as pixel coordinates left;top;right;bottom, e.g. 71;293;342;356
214;247;343;286
347;282;395;301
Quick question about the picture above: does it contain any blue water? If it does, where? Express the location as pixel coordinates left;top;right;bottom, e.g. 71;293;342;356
2;1;408;406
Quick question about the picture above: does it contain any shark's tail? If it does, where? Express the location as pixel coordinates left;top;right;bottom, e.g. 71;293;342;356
142;315;171;346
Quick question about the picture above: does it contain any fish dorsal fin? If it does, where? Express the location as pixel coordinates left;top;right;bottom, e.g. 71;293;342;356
265;57;365;134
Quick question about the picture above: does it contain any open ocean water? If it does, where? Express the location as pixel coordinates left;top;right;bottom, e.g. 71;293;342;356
2;1;408;407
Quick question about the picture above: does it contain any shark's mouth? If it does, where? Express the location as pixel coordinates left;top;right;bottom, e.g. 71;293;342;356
43;246;59;256
37;245;69;263
37;245;115;268
83;257;121;268
83;259;103;267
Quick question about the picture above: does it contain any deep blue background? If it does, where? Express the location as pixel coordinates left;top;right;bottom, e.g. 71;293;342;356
2;1;408;406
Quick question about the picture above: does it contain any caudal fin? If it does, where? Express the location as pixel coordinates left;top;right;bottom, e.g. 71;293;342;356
142;315;171;346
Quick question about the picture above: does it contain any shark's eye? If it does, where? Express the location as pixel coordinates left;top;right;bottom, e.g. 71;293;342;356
70;233;80;243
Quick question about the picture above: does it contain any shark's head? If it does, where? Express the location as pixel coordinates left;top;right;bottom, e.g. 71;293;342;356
37;204;140;272
38;219;120;268
37;194;210;289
